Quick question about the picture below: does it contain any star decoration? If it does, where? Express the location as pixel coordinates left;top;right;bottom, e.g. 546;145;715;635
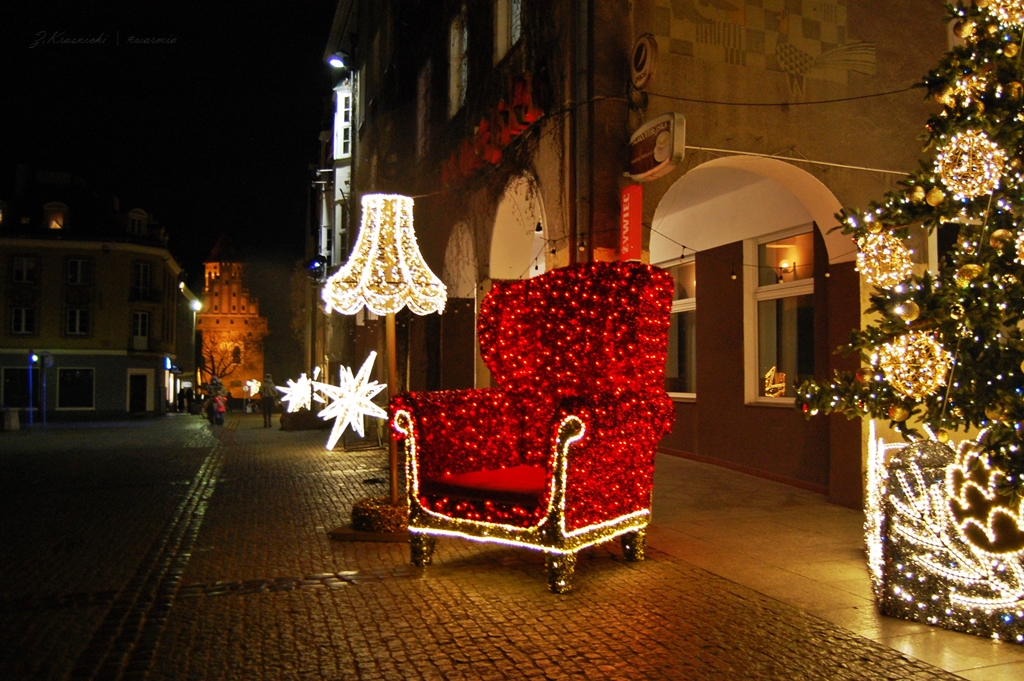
314;352;387;450
276;367;324;413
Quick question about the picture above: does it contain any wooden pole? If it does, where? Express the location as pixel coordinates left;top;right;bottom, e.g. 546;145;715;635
386;312;400;506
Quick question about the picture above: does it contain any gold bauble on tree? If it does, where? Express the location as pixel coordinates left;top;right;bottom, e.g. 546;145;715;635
895;300;921;322
1006;41;1020;58
986;0;1024;27
865;221;884;235
1016;231;1024;264
877;332;954;400
888;404;911;422
950;303;966;320
926;187;946;206
1007;81;1024;100
856;233;914;289
955;263;985;287
954;19;977;39
990;228;1014;249
907;186;927;204
935;130;1007;198
935;429;951;444
985;404;1005;421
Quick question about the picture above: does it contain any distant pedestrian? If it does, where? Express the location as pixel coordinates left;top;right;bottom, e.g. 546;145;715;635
213;392;227;426
259;373;277;428
184;387;194;413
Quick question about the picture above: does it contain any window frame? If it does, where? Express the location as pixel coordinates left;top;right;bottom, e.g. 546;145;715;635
131;261;152;298
133;310;151;339
743;224;816;407
12;256;36;283
56;367;95;410
11;307;36;335
44;201;68;230
494;0;522;64
449;6;468;118
65;308;90;336
67;258;93;285
663;256;696;401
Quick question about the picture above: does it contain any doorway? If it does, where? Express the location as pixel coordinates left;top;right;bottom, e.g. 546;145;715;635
128;373;149;413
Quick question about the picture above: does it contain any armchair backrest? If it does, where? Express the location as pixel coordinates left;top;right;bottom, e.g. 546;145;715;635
478;261;674;399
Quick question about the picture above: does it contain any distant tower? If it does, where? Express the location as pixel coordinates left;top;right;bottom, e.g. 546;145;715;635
195;235;269;396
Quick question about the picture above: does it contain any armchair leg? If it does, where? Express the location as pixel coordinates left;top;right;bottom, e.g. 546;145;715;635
410;532;436;567
545;552;577;594
621;528;647;562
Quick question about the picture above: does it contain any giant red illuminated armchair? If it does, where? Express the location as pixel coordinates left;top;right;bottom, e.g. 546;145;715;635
390;261;675;592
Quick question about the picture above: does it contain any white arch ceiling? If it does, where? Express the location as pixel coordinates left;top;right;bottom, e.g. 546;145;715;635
490;175;548;280
649;156;854;265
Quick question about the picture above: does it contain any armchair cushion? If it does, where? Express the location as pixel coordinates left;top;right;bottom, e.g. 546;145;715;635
419;464;546;506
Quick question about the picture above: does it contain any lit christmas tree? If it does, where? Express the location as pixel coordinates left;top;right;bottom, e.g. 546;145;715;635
797;1;1024;641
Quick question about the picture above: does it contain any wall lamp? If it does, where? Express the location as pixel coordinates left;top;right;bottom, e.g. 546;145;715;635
328;52;348;69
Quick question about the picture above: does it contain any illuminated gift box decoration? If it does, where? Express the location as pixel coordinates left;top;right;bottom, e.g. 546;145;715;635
867;423;1024;643
391;261;675;592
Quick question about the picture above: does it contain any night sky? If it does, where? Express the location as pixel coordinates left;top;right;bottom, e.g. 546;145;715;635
3;1;340;377
3;1;339;279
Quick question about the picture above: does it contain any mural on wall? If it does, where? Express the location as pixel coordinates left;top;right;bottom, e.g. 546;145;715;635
650;0;877;96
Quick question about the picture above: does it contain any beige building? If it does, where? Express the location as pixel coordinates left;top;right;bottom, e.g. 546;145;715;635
1;169;194;417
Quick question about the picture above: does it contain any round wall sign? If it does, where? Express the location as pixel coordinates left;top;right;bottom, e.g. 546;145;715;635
631;34;659;90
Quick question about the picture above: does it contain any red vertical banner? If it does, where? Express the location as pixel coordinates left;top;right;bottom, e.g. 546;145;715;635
620;184;643;262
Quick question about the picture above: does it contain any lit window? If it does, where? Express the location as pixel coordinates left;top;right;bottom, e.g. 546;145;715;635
449;6;468;118
58;368;94;409
66;308;90;335
12;256;36;283
665;260;696;396
11;308;35;334
44;202;67;230
494;0;522;63
746;229;815;401
128;209;147;235
0;201;6;226
416;61;432;161
334;84;353;161
67;259;92;285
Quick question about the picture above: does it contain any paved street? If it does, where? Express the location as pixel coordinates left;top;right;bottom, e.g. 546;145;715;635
0;414;1011;680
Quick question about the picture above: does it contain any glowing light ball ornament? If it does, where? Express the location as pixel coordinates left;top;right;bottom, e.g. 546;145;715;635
935;130;1006;198
986;0;1024;27
315;352;388;451
877;332;954;400
857;233;914;289
321;194;446;316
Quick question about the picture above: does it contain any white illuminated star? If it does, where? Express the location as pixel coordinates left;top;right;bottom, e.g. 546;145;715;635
276;367;325;413
314;352;387;450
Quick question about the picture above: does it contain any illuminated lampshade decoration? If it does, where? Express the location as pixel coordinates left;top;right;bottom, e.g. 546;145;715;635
315;352;388;451
986;0;1024;27
276;368;325;413
866;423;1024;642
856;233;914;289
935;130;1006;198
322;194;447;316
877;332;954;400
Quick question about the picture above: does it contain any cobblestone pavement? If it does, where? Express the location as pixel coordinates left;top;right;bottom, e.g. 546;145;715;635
0;414;962;680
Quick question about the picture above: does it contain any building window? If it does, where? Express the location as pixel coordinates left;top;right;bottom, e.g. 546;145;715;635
416;61;432;162
58;368;94;409
11;307;36;335
232;346;242;364
128;209;147;235
745;228;815;402
2;367;39;408
13;256;36;283
665;259;696;397
334;84;353;161
66;308;90;335
44;202;67;230
132;311;150;350
0;201;6;226
67;258;93;285
132;262;151;298
494;0;522;63
449;6;468;118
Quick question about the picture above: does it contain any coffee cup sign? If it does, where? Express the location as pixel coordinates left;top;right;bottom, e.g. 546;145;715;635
629;113;685;182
